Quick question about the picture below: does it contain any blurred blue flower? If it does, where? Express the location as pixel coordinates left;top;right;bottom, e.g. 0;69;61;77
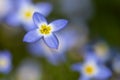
84;41;111;63
27;28;80;65
23;12;68;49
15;59;41;80
0;51;12;74
6;0;52;31
71;53;112;80
93;41;111;63
0;0;13;21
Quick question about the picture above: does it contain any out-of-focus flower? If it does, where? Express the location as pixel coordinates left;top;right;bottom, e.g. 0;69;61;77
84;41;111;63
27;28;81;65
71;53;112;80
15;59;42;80
93;41;111;63
6;0;52;31
112;54;120;74
23;12;68;49
0;51;12;74
0;0;13;20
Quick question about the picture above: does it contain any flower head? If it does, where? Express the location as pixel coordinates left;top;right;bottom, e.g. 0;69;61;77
6;0;52;31
27;28;80;65
71;53;112;80
0;51;12;74
23;12;68;49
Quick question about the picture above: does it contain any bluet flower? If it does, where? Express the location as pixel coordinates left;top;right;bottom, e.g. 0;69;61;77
0;51;12;74
27;28;80;65
23;12;68;49
6;0;52;31
71;53;112;80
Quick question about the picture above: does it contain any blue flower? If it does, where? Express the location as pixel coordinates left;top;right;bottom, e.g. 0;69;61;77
23;12;68;49
27;28;79;65
71;53;112;80
84;41;111;63
0;50;12;74
6;0;52;31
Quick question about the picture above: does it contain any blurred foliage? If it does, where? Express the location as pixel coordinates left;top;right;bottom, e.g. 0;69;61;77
90;0;120;46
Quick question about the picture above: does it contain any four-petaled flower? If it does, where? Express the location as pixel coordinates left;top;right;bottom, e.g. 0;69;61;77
71;53;112;80
27;29;80;65
6;0;52;31
23;12;68;49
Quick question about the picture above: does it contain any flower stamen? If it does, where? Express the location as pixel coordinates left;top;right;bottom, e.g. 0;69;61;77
84;65;95;76
39;24;52;35
24;11;33;20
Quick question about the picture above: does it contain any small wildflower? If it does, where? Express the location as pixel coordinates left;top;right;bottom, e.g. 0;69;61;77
6;0;52;31
27;29;80;65
23;12;68;49
0;51;12;74
71;53;112;80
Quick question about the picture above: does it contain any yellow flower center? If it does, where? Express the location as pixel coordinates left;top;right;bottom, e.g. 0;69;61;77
84;65;95;75
39;24;52;35
24;11;33;20
95;43;108;56
0;58;7;67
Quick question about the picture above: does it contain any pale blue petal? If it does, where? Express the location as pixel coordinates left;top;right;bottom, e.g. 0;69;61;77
17;0;32;6
43;34;59;49
23;29;42;43
23;21;37;31
95;65;112;79
84;52;99;63
49;19;68;31
46;52;66;65
47;54;60;65
71;63;82;71
36;2;52;16
27;41;45;57
33;12;47;27
6;13;20;27
79;76;90;80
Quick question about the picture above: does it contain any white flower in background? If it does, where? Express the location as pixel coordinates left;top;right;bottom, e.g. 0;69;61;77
15;59;42;80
